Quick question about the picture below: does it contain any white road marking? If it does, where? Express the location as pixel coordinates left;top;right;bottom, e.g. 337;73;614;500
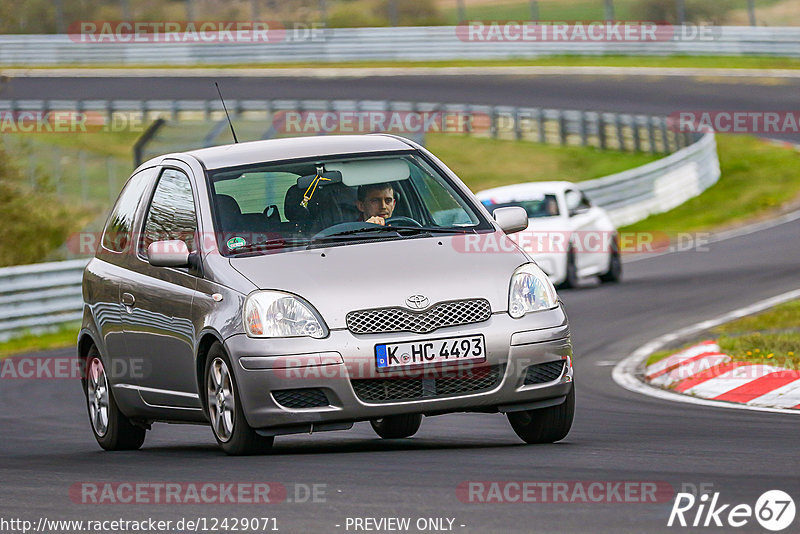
682;365;784;398
612;288;800;415
748;379;800;409
644;341;719;378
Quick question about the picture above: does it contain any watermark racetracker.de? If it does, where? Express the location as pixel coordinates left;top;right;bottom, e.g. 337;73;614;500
65;230;712;258
69;481;325;504
456;21;717;42
456;480;674;503
68;21;326;43
0;111;143;134
669;111;800;135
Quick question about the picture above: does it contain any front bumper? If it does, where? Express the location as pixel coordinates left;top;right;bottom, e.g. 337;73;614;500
224;304;573;431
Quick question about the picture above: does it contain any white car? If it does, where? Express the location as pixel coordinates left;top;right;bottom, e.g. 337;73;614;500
476;181;621;288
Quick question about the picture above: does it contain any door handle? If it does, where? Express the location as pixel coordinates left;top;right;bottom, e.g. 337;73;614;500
121;292;135;307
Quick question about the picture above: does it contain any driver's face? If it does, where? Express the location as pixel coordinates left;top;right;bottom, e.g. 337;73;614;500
357;187;395;220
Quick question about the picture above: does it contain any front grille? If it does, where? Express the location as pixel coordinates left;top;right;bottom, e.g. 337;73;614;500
272;388;329;409
351;366;501;403
346;299;491;335
524;360;566;385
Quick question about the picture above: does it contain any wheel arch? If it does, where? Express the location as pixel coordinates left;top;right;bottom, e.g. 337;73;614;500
77;329;100;388
195;330;226;412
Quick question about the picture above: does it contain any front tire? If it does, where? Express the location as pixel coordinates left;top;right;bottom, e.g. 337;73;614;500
205;343;274;455
557;248;579;289
85;346;146;451
370;414;423;439
599;238;622;283
507;386;575;444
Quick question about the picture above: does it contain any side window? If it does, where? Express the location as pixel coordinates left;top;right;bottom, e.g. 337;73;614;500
140;168;197;256
101;170;151;253
579;193;592;209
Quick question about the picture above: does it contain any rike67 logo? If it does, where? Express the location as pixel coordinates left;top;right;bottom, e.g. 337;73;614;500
668;490;795;531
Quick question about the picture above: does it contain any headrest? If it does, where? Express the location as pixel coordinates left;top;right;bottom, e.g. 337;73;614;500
283;185;312;222
216;194;242;216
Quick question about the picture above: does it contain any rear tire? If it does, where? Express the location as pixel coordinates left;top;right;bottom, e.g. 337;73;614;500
204;342;274;455
370;414;423;439
507;386;575;444
85;346;146;451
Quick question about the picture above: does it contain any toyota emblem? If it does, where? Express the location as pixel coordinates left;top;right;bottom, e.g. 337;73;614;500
406;295;429;309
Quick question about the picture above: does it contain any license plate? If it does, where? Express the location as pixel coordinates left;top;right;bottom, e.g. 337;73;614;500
375;335;486;370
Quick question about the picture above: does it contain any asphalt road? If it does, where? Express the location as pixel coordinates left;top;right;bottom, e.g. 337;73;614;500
2;217;798;534
1;72;799;533
2;72;800;143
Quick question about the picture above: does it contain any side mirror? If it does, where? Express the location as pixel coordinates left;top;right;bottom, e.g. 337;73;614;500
493;207;528;235
147;240;190;268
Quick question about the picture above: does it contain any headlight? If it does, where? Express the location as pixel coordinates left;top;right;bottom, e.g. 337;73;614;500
508;263;559;318
244;291;328;338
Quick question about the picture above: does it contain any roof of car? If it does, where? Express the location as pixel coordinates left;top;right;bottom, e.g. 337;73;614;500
182;134;416;170
475;181;575;199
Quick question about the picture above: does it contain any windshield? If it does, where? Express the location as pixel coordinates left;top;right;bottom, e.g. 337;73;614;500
480;194;560;218
207;153;490;255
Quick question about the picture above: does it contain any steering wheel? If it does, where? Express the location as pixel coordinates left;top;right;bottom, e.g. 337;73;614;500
385;216;422;228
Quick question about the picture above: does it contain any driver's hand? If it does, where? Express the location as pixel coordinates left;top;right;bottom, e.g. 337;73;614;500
365;216;385;225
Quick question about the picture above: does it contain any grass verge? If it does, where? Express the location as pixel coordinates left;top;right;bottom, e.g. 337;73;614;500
0;323;80;358
426;133;661;191
621;134;800;235
645;300;800;369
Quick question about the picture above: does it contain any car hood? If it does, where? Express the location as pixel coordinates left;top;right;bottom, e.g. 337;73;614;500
228;232;529;329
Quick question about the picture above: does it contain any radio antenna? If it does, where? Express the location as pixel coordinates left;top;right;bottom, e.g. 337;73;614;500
215;82;239;144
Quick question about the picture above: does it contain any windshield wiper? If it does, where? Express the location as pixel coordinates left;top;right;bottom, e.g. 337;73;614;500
312;226;405;241
227;237;311;253
397;225;477;234
314;225;477;242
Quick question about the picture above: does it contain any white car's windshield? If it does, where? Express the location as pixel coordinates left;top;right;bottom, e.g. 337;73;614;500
207;153;489;255
481;194;560;218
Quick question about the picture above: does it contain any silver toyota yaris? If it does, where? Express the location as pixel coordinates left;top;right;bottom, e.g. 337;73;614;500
79;134;574;455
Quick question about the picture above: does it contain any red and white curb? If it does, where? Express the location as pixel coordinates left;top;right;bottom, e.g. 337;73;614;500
613;288;800;415
643;341;800;410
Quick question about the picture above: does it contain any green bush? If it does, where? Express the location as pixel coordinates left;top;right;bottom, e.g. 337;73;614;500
0;146;91;267
634;0;736;24
328;0;444;28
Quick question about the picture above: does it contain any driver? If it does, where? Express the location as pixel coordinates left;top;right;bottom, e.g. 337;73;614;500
356;183;396;226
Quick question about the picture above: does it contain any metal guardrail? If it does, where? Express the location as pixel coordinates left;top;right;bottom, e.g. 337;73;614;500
0;259;87;342
0;99;720;341
1;25;800;65
0;98;695;163
581;132;719;227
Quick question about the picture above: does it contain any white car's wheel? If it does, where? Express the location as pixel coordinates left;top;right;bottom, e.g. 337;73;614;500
599;237;622;283
557;248;579;289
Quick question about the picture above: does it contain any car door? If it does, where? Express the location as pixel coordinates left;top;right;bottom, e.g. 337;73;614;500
564;188;601;275
118;165;202;409
89;168;155;384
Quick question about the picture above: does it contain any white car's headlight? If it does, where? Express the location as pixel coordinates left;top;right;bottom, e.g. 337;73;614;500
508;263;559;318
244;291;328;338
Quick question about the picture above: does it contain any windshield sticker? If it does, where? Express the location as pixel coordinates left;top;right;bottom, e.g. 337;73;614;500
227;237;246;250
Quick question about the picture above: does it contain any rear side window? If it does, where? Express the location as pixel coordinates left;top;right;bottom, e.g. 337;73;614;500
140;168;198;255
213;172;298;216
101;170;152;253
